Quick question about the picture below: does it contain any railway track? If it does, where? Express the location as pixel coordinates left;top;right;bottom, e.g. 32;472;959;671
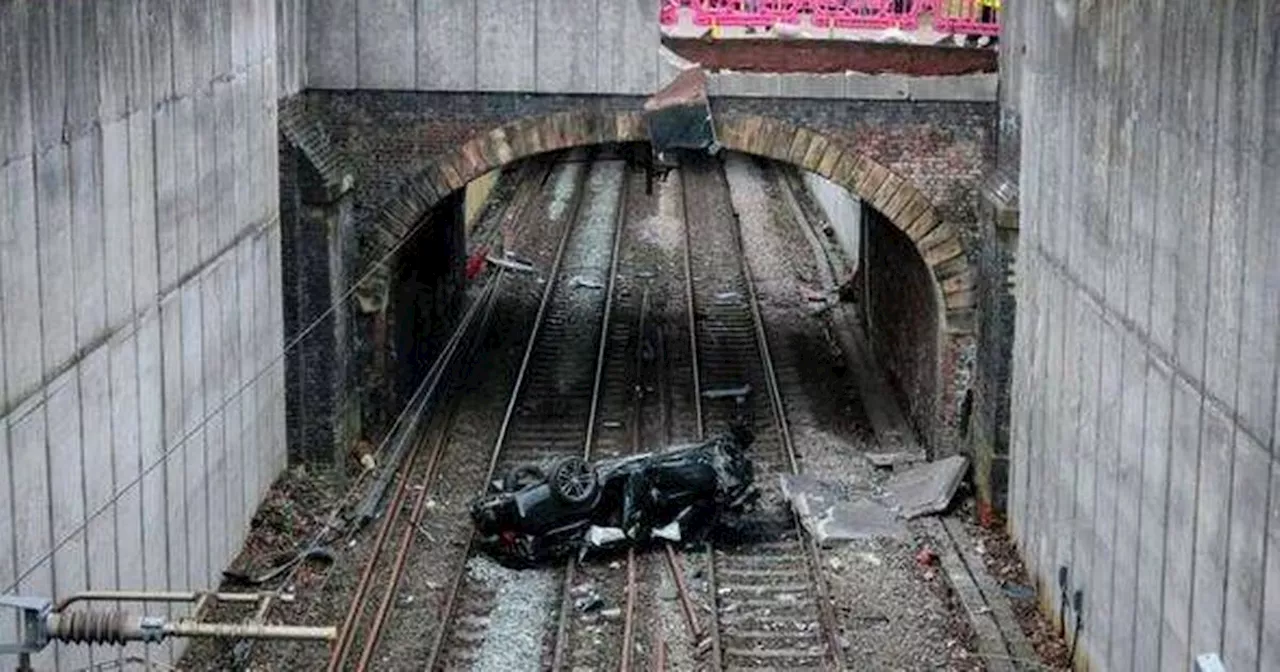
322;154;576;672
327;149;846;672
427;159;631;672
679;157;844;672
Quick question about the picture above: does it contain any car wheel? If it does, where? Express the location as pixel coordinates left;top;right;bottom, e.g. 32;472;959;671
503;464;547;492
550;457;597;504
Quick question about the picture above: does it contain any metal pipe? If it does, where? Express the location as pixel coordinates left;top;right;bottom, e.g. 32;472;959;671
54;591;288;612
165;620;336;641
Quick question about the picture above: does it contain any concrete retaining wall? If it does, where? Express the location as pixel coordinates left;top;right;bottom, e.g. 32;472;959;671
306;0;661;94
0;1;290;667
1008;1;1279;670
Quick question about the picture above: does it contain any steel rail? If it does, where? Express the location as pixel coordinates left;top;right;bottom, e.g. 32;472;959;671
677;164;720;668
550;168;631;672
423;155;596;672
353;397;465;670
718;162;845;671
326;160;548;672
618;283;651;672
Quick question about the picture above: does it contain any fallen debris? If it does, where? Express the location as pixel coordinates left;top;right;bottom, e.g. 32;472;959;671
486;255;538;274
778;474;908;545
571;275;605;290
882;455;969;519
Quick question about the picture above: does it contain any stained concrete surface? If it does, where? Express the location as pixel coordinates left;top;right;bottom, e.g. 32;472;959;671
308;0;660;94
0;1;300;668
1006;1;1280;670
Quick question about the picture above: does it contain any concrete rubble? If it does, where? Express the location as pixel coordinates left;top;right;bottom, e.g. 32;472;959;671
780;455;969;544
778;473;908;546
881;455;968;519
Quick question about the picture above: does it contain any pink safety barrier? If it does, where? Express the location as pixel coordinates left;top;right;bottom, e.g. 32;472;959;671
658;0;1000;37
809;0;916;31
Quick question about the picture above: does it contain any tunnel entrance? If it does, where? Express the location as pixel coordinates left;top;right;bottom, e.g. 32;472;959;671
388;191;467;405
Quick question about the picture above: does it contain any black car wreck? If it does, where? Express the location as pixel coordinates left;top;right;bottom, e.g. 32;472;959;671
469;424;758;567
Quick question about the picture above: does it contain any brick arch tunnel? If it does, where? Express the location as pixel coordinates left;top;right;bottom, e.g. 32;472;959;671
354;110;976;455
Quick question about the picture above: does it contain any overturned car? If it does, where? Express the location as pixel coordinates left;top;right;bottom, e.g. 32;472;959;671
469;424;757;567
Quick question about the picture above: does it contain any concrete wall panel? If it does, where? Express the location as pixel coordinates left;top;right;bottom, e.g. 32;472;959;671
97;0;131;120
28;1;65;150
37;147;76;374
236;239;260;515
358;0;415;89
10;399;50;577
173;98;199;280
102;119;134;329
214;82;236;251
215;0;235;80
126;1;152;114
79;347;113;539
148;0;174;105
1108;330;1145;670
159;292;188;596
1089;316;1122;661
537;0;596;93
62;1;99;135
196;94;220;263
1189;405;1231;656
1223;432;1267;669
1264;464;1280;670
128;111;159;314
154;105;179;291
0;412;12;646
417;0;477;91
475;0;535;92
216;259;243;542
109;330;144;593
2;158;41;408
0;1;33;163
1159;378;1199;671
307;0;356;88
70;130;107;350
179;282;206;589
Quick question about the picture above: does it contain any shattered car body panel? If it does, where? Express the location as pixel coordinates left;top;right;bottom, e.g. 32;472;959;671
469;425;757;567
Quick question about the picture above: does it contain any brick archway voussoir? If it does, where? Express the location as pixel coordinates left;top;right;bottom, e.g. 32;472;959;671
713;114;975;335
373;109;974;335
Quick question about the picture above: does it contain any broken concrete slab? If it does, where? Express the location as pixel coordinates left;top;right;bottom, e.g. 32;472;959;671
882;455;968;519
779;474;908;545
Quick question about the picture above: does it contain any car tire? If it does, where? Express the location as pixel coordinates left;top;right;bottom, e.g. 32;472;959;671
549;457;597;504
503;464;547;492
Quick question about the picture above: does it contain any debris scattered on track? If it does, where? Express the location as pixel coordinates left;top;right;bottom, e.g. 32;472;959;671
779;473;908;544
882;455;970;519
486;254;538;274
